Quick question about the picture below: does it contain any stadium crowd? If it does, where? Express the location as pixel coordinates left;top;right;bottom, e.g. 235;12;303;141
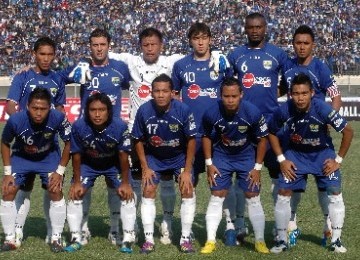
0;0;359;76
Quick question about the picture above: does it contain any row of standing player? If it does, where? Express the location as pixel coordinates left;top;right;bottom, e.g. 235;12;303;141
0;12;350;254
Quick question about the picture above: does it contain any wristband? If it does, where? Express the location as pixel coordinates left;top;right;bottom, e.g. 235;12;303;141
254;163;263;171
4;166;12;176
205;158;213;166
335;155;343;164
56;165;66;176
277;154;286;163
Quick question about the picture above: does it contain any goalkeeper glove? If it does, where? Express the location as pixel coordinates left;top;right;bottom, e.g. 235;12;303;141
69;58;92;84
209;50;230;75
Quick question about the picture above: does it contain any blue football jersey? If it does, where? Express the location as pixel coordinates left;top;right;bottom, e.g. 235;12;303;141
200;100;268;157
172;54;232;128
268;98;347;152
70;117;130;170
284;57;338;101
2;109;71;161
132;99;197;170
7;69;66;110
77;59;130;118
228;43;290;119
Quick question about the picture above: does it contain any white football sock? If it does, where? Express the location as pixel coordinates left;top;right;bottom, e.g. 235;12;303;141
275;195;291;242
328;194;345;242
67;200;83;241
81;187;92;232
121;194;137;242
50;197;66;241
0;200;17;241
14;190;31;232
160;179;176;230
289;191;301;230
246;195;265;241
223;184;236;230
107;187;120;233
43;191;51;238
141;197;155;243
205;195;225;242
234;187;246;231
132;179;142;209
180;194;196;242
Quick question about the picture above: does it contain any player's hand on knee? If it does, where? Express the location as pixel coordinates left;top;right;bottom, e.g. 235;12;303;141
141;167;155;189
322;158;340;176
48;172;63;193
280;160;297;181
68;58;92;84
2;175;16;196
69;182;84;200
178;170;193;195
247;169;261;191
118;183;134;202
206;165;221;188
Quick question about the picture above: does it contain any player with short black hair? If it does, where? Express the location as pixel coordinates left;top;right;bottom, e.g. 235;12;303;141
268;73;353;254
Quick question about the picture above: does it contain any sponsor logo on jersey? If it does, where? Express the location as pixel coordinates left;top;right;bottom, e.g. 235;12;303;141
242;73;271;88
89;90;101;96
169;124;179;132
242;73;255;88
138;85;151;99
187;84;201;99
221;134;247;146
263;60;272;70
309;124;319;132
150;135;163;147
24;145;38;154
290;133;302;144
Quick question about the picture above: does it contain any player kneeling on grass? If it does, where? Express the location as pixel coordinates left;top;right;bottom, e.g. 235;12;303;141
65;93;136;253
200;77;270;254
268;73;353;254
132;74;197;254
0;87;71;252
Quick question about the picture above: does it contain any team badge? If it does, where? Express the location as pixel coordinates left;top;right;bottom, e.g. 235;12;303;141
309;124;319;132
44;133;53;139
263;60;272;70
106;143;116;148
210;71;219;80
49;88;58;97
238;125;247;133
111;77;120;86
169;124;179;132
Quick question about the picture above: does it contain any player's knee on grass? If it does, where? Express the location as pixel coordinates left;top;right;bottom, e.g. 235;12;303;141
244;191;260;198
278;188;292;197
2;185;19;201
47;189;63;201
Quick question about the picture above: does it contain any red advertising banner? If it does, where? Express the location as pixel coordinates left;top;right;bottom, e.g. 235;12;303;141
0;97;359;122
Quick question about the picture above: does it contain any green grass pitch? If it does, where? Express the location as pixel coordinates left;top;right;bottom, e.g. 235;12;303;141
0;122;359;259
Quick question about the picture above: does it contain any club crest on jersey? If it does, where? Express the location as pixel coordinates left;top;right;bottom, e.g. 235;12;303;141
138;85;151;99
263;60;272;70
210;71;219;80
169;124;179;132
49;88;58;97
111;77;120;86
187;84;201;99
309;124;319;132
43;132;53;139
238;125;248;133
